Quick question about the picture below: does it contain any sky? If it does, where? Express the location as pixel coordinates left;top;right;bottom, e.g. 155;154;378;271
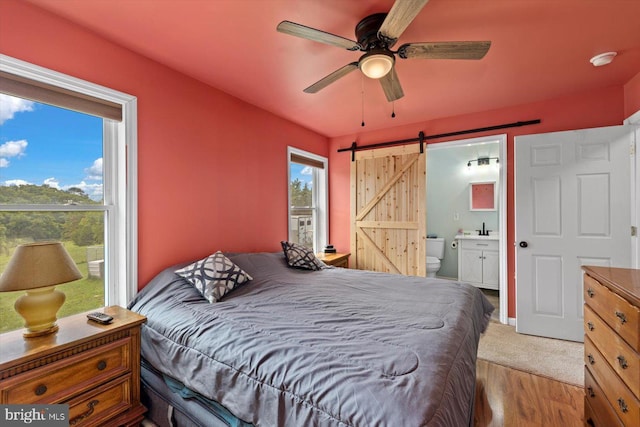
291;163;313;188
0;94;104;200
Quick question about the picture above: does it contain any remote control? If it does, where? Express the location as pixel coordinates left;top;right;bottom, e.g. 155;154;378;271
86;312;114;324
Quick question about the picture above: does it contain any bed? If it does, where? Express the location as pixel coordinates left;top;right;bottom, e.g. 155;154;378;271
129;250;493;427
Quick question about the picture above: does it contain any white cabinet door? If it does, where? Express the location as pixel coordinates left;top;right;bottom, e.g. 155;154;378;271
482;250;500;289
459;248;483;284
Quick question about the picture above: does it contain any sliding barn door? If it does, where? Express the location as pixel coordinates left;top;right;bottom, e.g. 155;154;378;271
351;145;426;276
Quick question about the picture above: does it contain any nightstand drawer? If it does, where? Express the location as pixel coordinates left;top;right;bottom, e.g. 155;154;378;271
584;275;640;351
67;376;132;427
1;337;130;404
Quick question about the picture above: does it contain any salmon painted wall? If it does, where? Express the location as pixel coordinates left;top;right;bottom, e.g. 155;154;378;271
0;0;329;287
624;71;640;119
329;86;626;318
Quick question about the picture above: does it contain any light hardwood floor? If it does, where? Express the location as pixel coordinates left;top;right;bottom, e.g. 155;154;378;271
475;359;584;427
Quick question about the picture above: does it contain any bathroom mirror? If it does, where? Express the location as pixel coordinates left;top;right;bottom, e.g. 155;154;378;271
469;181;496;211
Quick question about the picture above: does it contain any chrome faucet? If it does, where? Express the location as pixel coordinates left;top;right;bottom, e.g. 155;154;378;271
477;222;491;236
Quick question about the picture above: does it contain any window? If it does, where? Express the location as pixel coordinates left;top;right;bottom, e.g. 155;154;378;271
0;54;137;333
287;147;327;252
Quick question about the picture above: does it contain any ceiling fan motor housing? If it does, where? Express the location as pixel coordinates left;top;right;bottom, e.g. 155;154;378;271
355;13;389;50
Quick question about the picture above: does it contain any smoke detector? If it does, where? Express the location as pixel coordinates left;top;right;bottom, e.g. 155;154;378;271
590;52;617;67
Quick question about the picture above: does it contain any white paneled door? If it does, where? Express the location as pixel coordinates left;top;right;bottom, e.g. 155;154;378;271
515;125;635;342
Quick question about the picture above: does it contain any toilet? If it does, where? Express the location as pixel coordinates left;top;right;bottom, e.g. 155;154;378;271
426;237;445;278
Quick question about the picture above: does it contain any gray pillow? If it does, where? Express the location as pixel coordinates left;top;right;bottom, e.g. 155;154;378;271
281;241;325;271
175;251;252;303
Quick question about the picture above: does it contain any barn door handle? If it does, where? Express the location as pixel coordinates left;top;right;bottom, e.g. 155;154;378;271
519;241;528;248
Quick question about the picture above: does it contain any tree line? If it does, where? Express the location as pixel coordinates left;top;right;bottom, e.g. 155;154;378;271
0;185;103;255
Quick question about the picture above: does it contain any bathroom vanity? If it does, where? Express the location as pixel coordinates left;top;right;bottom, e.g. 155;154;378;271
456;235;499;290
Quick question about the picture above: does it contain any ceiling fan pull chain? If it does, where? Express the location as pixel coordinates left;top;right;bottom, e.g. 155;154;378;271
391;101;396;118
361;78;365;127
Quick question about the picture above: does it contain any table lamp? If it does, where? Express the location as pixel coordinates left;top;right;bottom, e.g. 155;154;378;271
0;242;83;337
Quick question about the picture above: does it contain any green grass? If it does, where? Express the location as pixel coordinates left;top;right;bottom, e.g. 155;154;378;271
0;241;105;334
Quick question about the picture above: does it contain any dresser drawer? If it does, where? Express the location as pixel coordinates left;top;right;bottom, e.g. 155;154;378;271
1;338;130;404
585;367;623;427
585;305;640;399
67;376;132;427
584;275;640;351
585;336;640;426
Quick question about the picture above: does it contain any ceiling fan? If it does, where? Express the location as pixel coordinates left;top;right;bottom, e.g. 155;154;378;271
277;0;491;102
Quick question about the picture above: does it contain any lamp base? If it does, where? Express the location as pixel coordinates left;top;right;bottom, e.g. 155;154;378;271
14;286;65;338
23;324;59;338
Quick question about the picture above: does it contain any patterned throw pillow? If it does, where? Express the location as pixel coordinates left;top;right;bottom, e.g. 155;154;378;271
175;251;252;303
281;241;326;271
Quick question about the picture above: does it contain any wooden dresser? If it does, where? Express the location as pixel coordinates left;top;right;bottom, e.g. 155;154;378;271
0;306;147;426
582;266;640;427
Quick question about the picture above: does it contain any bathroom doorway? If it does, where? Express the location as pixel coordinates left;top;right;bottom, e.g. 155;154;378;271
426;134;508;324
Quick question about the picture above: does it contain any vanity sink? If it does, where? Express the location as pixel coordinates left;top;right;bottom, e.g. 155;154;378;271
455;234;499;240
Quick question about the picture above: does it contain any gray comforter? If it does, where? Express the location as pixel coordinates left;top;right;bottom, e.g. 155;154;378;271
129;252;493;427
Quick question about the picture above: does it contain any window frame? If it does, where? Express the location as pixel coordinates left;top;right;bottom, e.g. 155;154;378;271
0;54;138;307
287;146;328;252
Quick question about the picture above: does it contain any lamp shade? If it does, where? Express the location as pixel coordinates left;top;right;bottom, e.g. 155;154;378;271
0;242;83;292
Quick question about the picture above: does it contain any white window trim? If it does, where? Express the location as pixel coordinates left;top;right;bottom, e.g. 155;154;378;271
0;54;138;307
287;147;328;252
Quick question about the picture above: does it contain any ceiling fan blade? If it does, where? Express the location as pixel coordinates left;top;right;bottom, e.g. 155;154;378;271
398;41;491;60
277;21;360;51
379;67;404;102
304;62;359;94
378;0;429;47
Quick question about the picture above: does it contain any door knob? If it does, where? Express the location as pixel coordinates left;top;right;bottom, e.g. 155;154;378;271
519;241;528;248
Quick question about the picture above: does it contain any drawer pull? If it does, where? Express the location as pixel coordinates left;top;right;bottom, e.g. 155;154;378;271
587;354;595;365
617;398;628;413
587;321;594;331
97;360;107;370
69;399;99;425
586;288;595;298
615;311;627;324
34;384;47;396
617;355;628;369
587;386;595;398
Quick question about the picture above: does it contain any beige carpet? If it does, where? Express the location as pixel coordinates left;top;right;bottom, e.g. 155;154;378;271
477;320;584;387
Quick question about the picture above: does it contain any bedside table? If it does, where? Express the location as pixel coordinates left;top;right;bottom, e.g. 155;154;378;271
0;306;147;426
317;252;350;268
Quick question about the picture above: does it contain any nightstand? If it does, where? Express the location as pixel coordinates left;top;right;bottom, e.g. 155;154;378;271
0;306;147;426
317;252;350;268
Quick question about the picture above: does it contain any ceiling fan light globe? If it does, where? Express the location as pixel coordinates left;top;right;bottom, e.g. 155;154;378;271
360;53;394;79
